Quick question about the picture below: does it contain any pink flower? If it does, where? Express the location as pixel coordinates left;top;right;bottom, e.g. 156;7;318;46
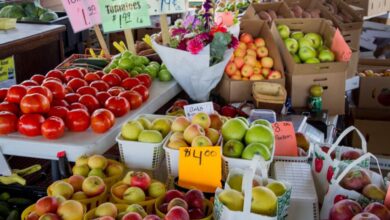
177;38;189;51
187;38;204;54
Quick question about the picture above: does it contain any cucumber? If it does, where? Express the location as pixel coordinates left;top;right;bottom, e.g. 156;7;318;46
6;210;18;220
0;204;9;218
73;58;109;68
0;193;9;201
7;198;32;207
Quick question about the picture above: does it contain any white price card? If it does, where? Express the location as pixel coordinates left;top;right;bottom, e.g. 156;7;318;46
148;0;188;16
184;102;214;120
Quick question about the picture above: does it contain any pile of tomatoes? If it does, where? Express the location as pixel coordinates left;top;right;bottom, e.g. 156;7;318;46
0;68;152;139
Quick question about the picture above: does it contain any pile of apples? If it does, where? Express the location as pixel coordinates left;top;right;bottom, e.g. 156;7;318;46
0;67;152;139
91;202;161;220
72;155;124;179
225;33;282;81
166;112;224;149
26;197;84;220
358;69;390;77
222;118;274;161
218;174;287;217
120;116;173;144
329;200;390;220
111;171;166;203
277;24;336;64
48;175;106;200
156;189;209;220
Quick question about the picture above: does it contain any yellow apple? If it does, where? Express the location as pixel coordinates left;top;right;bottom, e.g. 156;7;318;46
57;200;84;220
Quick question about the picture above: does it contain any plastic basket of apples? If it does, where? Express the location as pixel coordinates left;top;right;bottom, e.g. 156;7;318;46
109;171;166;213
163;112;224;178
47;175;108;210
116;114;175;171
221;118;275;180
154;189;214;220
22;197;86;220
72;155;125;189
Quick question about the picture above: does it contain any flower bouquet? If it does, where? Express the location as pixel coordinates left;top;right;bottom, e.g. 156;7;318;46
152;0;239;101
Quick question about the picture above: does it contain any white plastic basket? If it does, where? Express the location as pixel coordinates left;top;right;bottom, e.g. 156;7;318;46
117;114;174;171
272;162;319;220
273;142;313;163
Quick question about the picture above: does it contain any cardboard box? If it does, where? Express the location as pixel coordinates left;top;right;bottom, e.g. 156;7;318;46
270;18;348;75
347;49;359;79
321;0;363;31
242;1;294;23
351;108;390;156
345;0;388;17
286;71;346;115
215;19;285;103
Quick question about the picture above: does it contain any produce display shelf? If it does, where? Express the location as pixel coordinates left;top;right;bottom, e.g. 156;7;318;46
0;80;182;162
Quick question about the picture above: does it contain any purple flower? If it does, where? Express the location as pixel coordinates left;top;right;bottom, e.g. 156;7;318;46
187;38;205;54
183;15;201;29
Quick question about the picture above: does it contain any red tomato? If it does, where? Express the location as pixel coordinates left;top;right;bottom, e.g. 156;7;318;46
96;92;111;106
136;74;152;88
46;70;65;82
67;78;88;92
94;71;104;78
64;93;81;104
7;85;27;103
84;73;101;83
90;80;110;92
121;77;141;90
107;87;125;96
78;68;88;76
0;102;19;115
0;111;18;134
69;102;88;112
41;116;65;139
0;88;8;102
91;108;115;133
18;114;45;136
131;85;149;101
64;69;83;82
30;74;45;85
104;96;130;117
27;86;53;103
66;109;90;132
110;69;129;80
102;73;121;87
119;91;143;109
43;77;62;84
48;106;69;120
42;80;66;100
51;99;69;108
20;93;50;114
78;94;100;114
64;85;73;94
21;80;39;87
76;86;98;96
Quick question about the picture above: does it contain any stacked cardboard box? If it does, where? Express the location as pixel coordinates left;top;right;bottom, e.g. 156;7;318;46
345;0;389;18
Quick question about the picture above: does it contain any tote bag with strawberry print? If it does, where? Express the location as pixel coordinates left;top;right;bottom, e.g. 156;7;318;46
312;126;369;203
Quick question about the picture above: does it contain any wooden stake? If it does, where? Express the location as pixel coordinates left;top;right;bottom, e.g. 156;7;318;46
124;29;136;54
93;25;110;57
160;14;170;45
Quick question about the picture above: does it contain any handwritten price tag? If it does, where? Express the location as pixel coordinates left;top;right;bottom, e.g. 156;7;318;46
61;0;101;33
148;0;188;16
184;102;214;120
272;122;298;157
98;0;151;33
178;147;222;192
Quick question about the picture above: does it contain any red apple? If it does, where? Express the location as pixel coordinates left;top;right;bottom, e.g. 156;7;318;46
329;199;362;220
38;213;60;220
130;171;151;191
352;212;380;220
165;207;190;220
26;211;40;220
188;208;205;219
164;190;185;203
340;169;371;191
364;202;390;220
90;80;110;92
68;175;85;192
168;198;188;211
341;150;362;161
121;78;141;90
35;196;59;215
122;212;142;220
143;214;161;220
184;189;204;209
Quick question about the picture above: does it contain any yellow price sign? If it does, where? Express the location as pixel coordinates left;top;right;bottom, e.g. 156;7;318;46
178;146;222;193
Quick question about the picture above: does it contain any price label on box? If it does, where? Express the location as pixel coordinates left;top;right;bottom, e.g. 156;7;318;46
178;147;222;192
98;0;151;33
148;0;188;16
272;121;298;157
61;0;101;33
184;102;214;120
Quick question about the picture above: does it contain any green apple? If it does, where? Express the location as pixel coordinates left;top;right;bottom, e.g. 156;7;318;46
221;119;248;141
227;174;243;192
148;182;166;198
223;139;245;158
277;24;290;40
191;135;212;147
130;70;139;77
236;117;249;127
137;116;152;129
122;51;132;58
291;31;304;40
145;66;158;79
161;63;167;69
95;202;118;218
138;130;163;143
149;61;160;69
318;49;335;62
192;112;211;129
151;118;171;137
88;168;106;179
310;85;323;97
121;120;144;141
317;45;329;52
118;58;134;70
72;165;90;177
51;181;74;199
284;38;299;54
158;69;173;81
123;187;145;203
251;119;272;129
218;189;244;211
293;54;301;63
242;143;271;160
298;38;314;49
304;33;323;49
126;204;147;217
266;181;287;197
140;56;150;65
245;124;274;148
251;186;277;216
305;57;320;64
298;46;317;62
132;56;144;67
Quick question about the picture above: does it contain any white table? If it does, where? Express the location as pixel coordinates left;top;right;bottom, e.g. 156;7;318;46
0;80;182;162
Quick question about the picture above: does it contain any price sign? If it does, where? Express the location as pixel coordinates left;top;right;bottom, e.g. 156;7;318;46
61;0;101;33
272;122;298;157
331;28;352;62
184;102;214;120
178;147;222;192
98;0;151;33
148;0;188;16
